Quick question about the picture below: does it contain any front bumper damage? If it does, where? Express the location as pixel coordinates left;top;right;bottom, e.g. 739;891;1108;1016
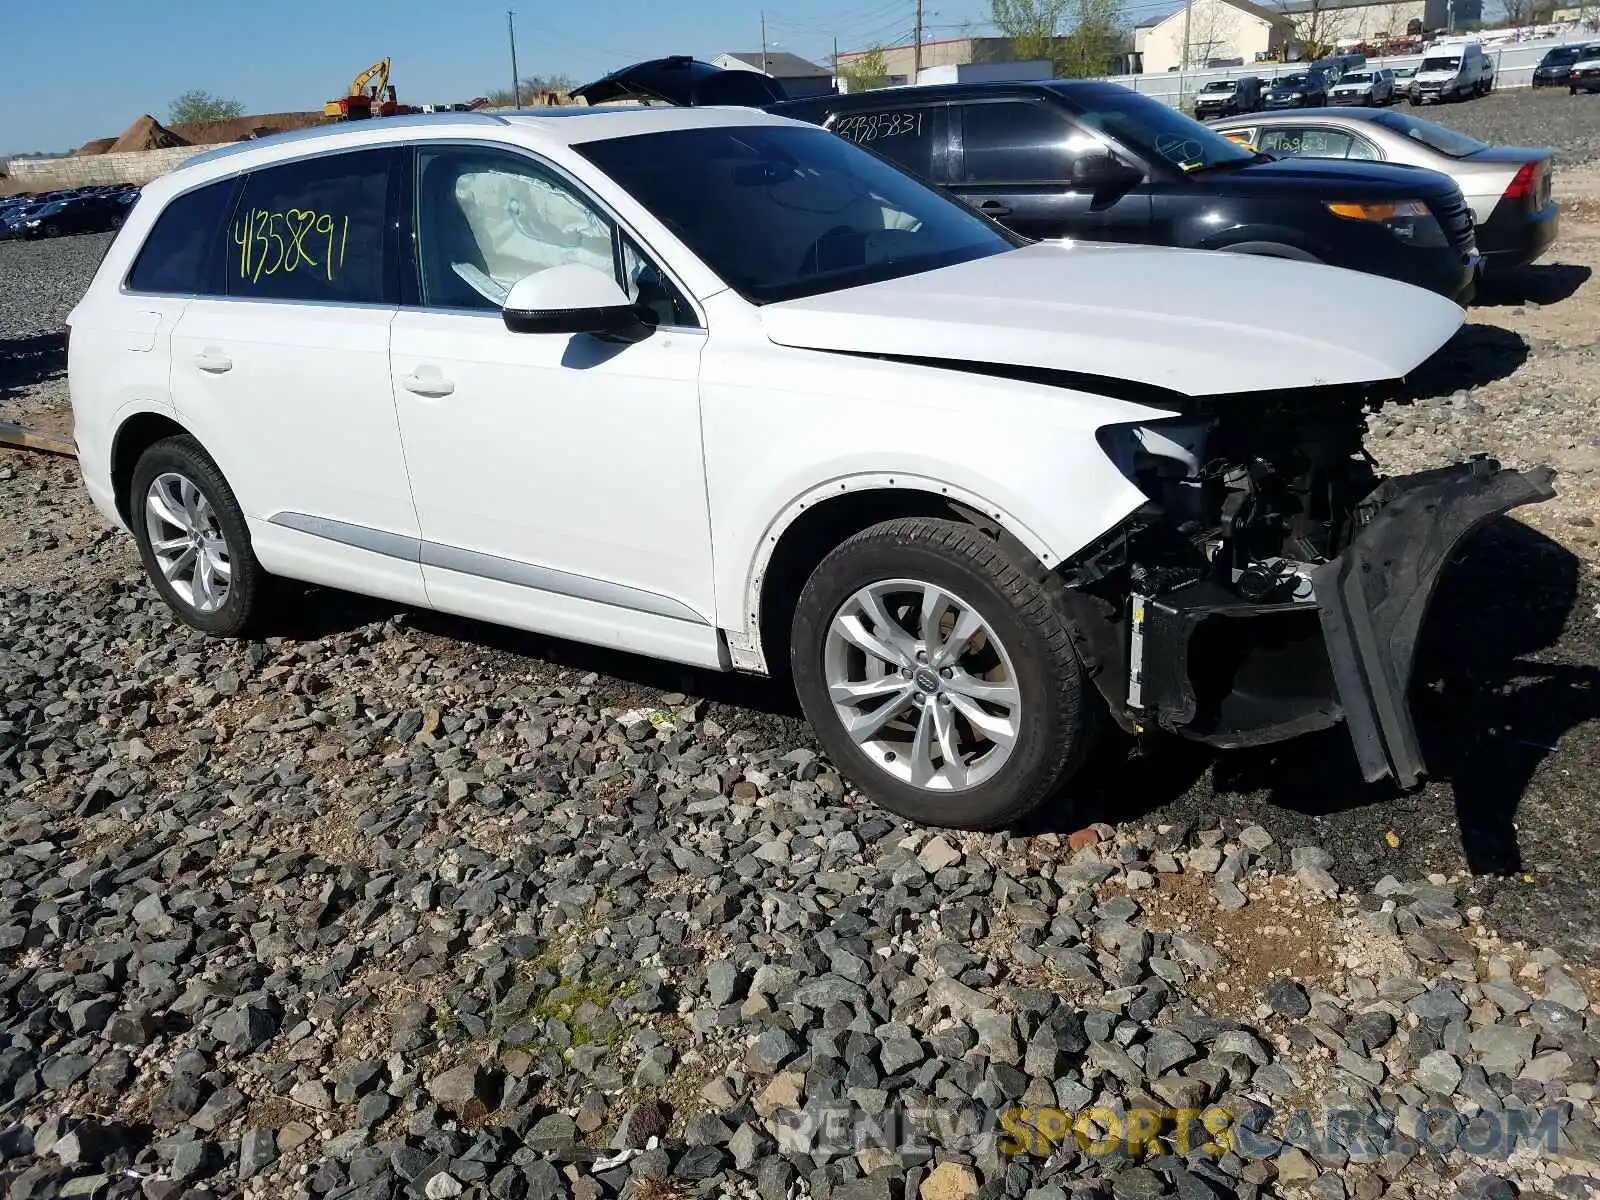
1110;458;1556;786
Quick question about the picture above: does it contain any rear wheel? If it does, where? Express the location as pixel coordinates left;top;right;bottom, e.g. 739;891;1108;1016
790;518;1094;830
130;436;270;637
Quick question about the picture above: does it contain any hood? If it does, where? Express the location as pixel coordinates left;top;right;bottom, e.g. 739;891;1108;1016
571;57;787;108
1187;153;1461;198
758;242;1464;398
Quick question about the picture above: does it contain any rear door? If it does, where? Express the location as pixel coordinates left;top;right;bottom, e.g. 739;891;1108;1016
167;146;425;604
949;97;1152;242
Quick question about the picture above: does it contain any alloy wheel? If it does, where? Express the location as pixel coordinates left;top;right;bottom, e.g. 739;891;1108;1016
823;578;1022;792
145;471;232;614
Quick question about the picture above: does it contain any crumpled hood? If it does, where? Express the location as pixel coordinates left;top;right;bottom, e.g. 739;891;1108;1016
760;241;1465;396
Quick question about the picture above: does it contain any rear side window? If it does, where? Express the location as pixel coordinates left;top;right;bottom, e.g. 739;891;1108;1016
831;108;938;178
126;180;236;295
959;102;1075;183
226;150;392;304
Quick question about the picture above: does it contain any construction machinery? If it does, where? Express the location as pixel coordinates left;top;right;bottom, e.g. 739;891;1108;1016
324;58;411;121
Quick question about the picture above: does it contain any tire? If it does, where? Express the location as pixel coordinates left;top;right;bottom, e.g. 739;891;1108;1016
790;517;1093;830
129;435;270;637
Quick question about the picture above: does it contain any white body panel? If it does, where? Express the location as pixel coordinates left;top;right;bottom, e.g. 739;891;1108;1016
65;106;1466;678
388;309;718;630
167;298;428;607
759;241;1464;394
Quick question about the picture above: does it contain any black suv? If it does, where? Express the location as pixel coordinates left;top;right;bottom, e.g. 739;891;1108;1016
1264;68;1333;108
1194;76;1263;118
766;79;1479;302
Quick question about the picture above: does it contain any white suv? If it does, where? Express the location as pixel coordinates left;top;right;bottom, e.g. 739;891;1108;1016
68;106;1554;828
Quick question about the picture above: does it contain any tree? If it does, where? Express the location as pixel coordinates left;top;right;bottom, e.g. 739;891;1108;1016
1277;0;1334;60
169;90;245;124
840;46;893;91
1059;0;1128;76
489;73;577;107
991;0;1075;64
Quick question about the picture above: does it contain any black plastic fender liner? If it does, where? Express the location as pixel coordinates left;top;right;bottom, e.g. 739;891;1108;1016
1310;459;1558;788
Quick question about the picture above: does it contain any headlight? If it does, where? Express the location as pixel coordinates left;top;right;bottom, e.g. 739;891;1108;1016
1325;199;1446;247
1326;201;1428;221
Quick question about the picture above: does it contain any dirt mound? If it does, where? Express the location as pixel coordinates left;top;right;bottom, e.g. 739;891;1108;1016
73;138;116;157
108;115;188;155
169;111;326;147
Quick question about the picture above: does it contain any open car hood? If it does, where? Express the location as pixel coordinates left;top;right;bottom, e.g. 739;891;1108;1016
570;57;787;108
759;241;1465;397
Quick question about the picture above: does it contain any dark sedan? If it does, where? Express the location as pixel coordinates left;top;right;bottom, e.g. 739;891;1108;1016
1;190;137;239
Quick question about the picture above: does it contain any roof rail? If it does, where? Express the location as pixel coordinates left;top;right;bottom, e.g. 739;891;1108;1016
180;111;511;170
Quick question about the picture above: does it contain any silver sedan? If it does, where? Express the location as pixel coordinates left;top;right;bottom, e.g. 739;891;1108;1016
1207;107;1558;272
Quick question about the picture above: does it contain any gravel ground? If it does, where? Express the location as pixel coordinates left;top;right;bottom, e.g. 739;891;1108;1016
3;128;1600;1200
1402;87;1600;168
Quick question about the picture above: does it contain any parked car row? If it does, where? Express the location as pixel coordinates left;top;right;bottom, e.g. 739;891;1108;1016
1531;41;1600;88
0;183;139;240
70;89;1556;828
1191;41;1509;114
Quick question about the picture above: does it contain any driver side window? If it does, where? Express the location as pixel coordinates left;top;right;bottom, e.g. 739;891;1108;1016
412;145;696;326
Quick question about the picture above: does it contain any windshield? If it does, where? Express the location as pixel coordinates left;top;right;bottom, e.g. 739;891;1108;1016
1063;83;1256;171
1421;56;1461;71
1545;46;1584;62
1274;73;1308;87
1202;81;1236;92
1374;109;1488;157
577;124;1022;305
1339;71;1374;84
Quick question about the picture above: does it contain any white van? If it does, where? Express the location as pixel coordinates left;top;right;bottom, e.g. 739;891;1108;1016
1412;40;1494;103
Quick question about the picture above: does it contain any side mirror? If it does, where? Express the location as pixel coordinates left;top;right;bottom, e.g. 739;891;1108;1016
1071;152;1140;192
502;264;649;340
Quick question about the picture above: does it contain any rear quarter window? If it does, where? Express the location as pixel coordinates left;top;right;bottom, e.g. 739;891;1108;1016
125;179;237;295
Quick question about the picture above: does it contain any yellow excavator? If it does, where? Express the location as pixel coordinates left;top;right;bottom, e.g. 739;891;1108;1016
324;59;410;121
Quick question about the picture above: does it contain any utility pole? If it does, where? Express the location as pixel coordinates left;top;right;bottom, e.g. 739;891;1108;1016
833;35;840;90
914;0;925;77
1177;0;1193;98
761;11;769;73
507;10;522;108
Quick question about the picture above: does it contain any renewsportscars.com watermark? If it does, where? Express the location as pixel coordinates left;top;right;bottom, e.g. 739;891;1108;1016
770;1102;1563;1162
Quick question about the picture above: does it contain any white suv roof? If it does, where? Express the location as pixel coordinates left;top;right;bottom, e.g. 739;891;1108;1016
166;105;795;194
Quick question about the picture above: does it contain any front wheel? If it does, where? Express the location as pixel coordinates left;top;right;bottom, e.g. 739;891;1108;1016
790;518;1094;830
130;435;271;637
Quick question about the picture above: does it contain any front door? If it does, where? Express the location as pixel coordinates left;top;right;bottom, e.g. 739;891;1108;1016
949;98;1152;243
389;143;720;665
166;147;425;604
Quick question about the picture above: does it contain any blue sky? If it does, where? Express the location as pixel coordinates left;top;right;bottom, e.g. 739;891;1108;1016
4;0;1107;154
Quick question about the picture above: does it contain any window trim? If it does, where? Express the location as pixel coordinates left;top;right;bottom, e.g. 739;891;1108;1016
399;139;706;332
121;137;705;331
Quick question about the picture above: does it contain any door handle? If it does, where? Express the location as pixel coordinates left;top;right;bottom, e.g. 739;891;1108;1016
193;348;232;374
979;201;1014;217
401;370;455;398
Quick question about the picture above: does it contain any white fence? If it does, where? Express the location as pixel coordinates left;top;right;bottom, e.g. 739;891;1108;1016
1105;35;1589;107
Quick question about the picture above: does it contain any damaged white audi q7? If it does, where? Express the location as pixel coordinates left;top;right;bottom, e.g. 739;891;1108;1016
67;105;1555;829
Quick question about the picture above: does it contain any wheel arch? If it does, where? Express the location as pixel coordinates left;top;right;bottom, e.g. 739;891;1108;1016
111;411;196;527
745;476;1056;677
